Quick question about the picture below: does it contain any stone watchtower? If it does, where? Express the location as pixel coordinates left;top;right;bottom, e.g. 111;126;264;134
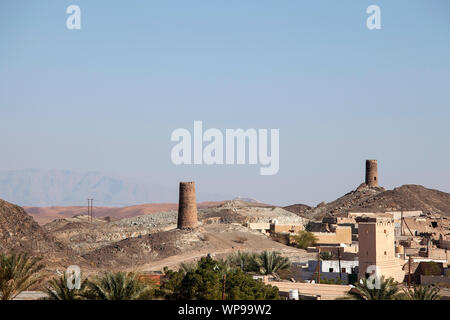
365;160;378;187
177;181;198;229
357;217;404;282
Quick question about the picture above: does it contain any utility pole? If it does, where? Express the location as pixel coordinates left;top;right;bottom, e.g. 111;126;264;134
87;199;94;223
317;247;321;284
408;255;412;288
337;247;342;281
401;210;404;236
222;274;226;300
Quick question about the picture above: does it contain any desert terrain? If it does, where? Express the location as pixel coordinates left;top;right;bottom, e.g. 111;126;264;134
2;198;312;275
1;183;448;278
24;201;226;225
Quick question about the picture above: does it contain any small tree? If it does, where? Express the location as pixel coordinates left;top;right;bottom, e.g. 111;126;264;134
402;285;440;300
45;272;88;300
0;253;45;300
84;272;154;300
178;257;223;300
254;251;290;276
226;251;259;273
319;251;334;260
225;269;279;300
292;231;317;249
179;262;196;274
159;256;280;300
347;276;401;300
159;267;186;299
304;221;315;232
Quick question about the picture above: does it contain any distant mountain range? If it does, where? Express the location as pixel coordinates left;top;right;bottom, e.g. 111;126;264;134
0;169;229;207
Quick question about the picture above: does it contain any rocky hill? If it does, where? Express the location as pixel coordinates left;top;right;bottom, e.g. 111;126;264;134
289;184;450;220
3;183;449;273
81;224;314;270
0;198;82;267
283;204;312;216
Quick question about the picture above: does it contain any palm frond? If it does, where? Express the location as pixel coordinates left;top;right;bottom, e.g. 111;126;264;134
0;253;45;300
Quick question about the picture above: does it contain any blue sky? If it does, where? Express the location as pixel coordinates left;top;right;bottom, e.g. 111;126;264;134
0;1;449;205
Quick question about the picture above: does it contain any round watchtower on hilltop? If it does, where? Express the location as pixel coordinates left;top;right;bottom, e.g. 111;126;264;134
177;181;198;229
365;160;379;187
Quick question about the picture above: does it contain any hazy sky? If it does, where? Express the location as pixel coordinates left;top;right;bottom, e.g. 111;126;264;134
1;0;449;206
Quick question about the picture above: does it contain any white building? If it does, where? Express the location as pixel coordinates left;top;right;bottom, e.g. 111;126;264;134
301;260;359;283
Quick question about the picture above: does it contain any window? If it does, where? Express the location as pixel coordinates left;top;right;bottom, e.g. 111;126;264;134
329;268;334;272
384;251;387;255
374;177;377;181
341;268;346;273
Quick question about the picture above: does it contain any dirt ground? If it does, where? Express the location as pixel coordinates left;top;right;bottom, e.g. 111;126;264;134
81;223;315;272
133;223;316;272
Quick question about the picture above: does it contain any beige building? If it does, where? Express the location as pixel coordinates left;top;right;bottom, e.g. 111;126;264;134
349;211;424;238
264;281;352;300
358;217;405;282
270;223;304;233
312;226;352;245
246;222;271;233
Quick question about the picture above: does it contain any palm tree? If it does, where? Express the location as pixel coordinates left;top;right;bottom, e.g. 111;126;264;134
402;285;441;300
179;262;196;274
84;272;153;300
319;252;334;260
292;231;317;249
347;276;401;300
0;253;45;300
254;251;291;276
45;272;88;300
226;251;259;273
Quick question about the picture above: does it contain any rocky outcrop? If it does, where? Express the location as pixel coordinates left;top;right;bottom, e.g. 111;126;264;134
0;199;81;267
290;184;450;220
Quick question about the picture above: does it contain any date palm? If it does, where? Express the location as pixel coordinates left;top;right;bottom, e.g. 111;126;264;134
254;251;290;276
226;251;259;273
179;262;196;274
0;253;45;300
347;276;401;300
402;285;440;300
319;252;334;260
84;272;153;300
45;272;88;300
